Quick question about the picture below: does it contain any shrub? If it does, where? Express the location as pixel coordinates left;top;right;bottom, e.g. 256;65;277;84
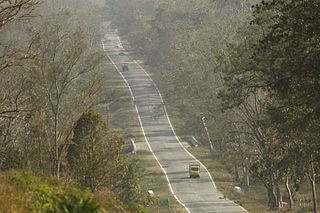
9;172;100;213
32;185;100;213
9;172;36;189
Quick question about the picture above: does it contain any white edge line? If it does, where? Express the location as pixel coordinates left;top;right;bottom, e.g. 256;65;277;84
134;105;191;213
133;61;249;213
102;40;192;213
133;60;217;188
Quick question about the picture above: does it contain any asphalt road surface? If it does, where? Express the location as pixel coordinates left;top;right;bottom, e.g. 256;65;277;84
101;22;248;213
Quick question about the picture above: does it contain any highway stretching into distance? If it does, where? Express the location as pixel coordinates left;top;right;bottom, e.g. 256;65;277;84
101;21;248;213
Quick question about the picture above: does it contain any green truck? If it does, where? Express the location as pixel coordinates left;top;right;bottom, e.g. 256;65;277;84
189;163;200;178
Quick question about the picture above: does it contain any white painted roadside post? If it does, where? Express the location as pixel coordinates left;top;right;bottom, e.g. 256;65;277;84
147;190;154;197
201;117;213;152
130;138;136;154
234;186;242;193
188;136;199;147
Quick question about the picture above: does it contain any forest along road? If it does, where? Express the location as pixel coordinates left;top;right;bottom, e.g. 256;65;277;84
101;22;247;213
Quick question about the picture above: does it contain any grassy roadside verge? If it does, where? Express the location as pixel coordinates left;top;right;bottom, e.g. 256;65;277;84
187;146;318;213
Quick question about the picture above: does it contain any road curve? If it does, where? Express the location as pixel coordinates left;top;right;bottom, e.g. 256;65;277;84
101;22;248;213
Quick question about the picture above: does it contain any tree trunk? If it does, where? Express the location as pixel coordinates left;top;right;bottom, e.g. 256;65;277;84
53;101;61;179
285;176;293;210
54;116;60;179
266;183;278;210
275;181;283;209
244;166;250;187
201;117;213;152
309;163;318;213
234;164;240;182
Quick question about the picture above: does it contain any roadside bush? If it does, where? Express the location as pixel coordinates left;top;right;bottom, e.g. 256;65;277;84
0;145;22;171
9;172;100;213
127;202;147;213
9;171;36;189
33;185;100;213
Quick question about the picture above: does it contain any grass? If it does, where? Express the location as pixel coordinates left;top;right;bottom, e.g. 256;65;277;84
134;151;186;213
0;171;32;213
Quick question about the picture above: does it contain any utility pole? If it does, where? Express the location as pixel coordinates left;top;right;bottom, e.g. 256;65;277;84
202;117;213;152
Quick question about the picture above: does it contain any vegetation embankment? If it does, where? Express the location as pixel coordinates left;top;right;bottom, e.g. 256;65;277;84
0;0;147;212
108;0;320;212
0;170;134;213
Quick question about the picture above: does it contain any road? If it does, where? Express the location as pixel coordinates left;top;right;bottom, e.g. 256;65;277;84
101;22;248;213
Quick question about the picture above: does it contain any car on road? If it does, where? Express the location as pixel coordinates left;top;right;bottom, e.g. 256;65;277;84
118;52;126;56
189;163;200;178
122;63;129;72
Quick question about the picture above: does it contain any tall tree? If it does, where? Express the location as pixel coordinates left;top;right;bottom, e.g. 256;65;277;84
25;24;103;178
0;0;38;170
68;111;142;203
252;0;320;212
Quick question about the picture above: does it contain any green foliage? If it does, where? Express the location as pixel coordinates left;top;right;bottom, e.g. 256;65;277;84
0;0;106;178
9;172;100;213
0;144;22;171
252;0;320;160
68;110;118;192
33;185;99;213
217;0;320;210
9;171;36;189
68;110;144;204
239;0;320;189
0;1;145;211
112;160;143;203
126;202;147;213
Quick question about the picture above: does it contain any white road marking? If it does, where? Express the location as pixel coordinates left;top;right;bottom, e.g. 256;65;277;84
133;59;249;213
134;104;192;213
102;40;191;213
134;60;218;189
102;41;134;101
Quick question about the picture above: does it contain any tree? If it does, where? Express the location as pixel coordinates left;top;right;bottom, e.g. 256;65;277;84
25;23;103;178
68;110;113;192
0;0;37;73
218;44;283;209
0;0;36;29
0;0;38;120
0;0;38;171
68;110;143;203
218;0;320;211
251;1;320;212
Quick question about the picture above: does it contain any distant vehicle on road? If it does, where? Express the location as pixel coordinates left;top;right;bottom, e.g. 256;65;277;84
122;63;128;72
189;163;200;178
118;52;126;56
